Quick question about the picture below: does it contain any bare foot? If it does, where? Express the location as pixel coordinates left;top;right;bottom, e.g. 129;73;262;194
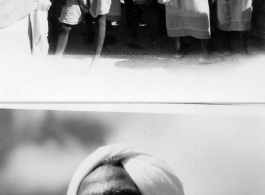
174;53;184;59
221;50;232;56
174;47;186;59
199;53;224;64
219;47;232;56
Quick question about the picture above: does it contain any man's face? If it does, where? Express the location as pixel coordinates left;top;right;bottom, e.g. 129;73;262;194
78;165;142;195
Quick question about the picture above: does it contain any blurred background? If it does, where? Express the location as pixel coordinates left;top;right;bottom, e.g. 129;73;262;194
0;109;264;195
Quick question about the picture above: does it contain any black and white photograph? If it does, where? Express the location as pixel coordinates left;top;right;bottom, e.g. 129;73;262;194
0;108;264;195
0;0;265;102
0;1;265;195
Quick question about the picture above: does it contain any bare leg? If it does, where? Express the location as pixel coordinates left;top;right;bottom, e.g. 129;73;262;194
220;31;232;56
54;23;72;57
90;14;106;66
201;39;210;58
239;31;249;55
199;39;224;64
174;37;184;59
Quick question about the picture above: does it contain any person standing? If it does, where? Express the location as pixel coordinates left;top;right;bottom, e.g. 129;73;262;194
126;0;148;48
215;0;253;55
159;0;223;63
54;0;111;66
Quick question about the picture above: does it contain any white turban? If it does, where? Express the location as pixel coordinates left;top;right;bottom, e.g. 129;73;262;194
67;144;184;195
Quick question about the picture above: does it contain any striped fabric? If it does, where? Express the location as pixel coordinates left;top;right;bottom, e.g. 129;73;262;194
164;0;211;39
217;0;253;31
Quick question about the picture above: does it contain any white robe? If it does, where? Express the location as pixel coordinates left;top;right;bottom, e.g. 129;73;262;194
160;0;211;39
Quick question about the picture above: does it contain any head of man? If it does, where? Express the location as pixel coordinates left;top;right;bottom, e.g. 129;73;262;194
78;157;142;195
68;144;184;195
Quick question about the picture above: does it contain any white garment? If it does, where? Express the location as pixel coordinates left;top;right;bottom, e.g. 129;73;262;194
30;0;51;55
59;0;82;25
158;0;179;8
88;0;112;18
59;0;111;24
0;15;31;56
67;144;184;195
106;0;121;22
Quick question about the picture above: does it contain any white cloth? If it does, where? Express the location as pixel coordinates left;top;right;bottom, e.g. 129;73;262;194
0;15;31;56
89;0;112;17
158;0;179;8
59;0;82;25
59;0;111;24
106;0;121;22
30;0;51;55
67;144;184;195
164;0;210;39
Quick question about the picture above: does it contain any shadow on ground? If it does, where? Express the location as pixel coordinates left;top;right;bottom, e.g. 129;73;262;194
48;3;265;70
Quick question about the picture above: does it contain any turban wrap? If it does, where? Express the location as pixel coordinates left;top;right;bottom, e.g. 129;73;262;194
67;144;185;195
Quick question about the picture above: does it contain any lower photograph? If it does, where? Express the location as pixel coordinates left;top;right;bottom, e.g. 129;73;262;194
0;108;264;195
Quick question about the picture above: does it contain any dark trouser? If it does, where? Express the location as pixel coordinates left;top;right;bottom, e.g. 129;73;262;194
124;0;134;28
156;2;166;34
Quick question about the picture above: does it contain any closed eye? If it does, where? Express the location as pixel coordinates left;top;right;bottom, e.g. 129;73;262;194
112;189;140;195
113;192;128;195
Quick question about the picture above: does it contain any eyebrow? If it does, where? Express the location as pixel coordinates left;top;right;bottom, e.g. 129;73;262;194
86;186;141;195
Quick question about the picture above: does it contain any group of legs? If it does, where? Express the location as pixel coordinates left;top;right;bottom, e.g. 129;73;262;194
167;0;253;63
55;15;106;64
83;0;165;48
121;0;252;63
54;0;110;65
54;0;253;65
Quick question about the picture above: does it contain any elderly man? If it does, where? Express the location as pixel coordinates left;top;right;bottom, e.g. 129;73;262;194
67;144;185;195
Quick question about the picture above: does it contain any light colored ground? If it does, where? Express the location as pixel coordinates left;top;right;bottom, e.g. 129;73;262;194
0;49;265;103
1;4;265;103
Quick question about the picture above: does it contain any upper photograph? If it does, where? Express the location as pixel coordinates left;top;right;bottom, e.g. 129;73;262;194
0;0;265;103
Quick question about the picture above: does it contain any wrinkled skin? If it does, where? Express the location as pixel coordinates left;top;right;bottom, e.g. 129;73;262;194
78;165;142;195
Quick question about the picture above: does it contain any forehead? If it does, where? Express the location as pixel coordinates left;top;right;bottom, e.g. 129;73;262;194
78;165;141;195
